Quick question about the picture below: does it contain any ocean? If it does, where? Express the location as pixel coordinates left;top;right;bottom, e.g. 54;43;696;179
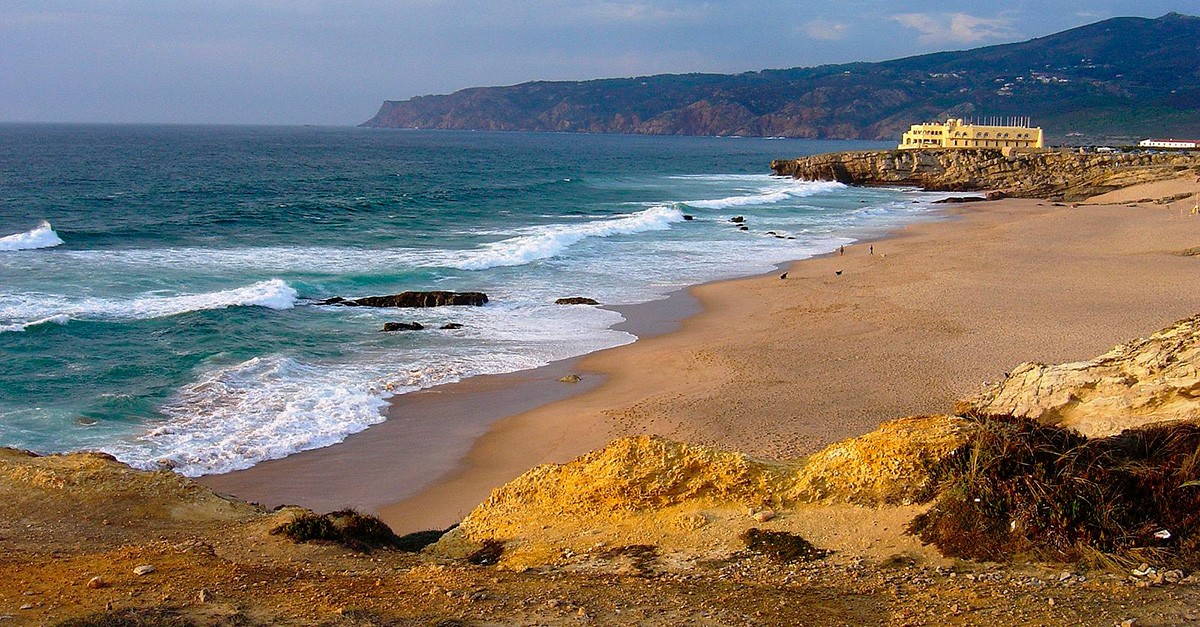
0;125;942;477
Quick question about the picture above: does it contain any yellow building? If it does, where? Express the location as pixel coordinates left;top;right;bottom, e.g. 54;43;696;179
899;118;1043;150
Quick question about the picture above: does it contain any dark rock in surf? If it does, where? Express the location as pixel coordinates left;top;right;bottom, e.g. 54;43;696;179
555;297;600;305
319;291;489;308
730;216;745;223
440;323;464;330
382;322;425;332
933;196;987;204
683;214;695;220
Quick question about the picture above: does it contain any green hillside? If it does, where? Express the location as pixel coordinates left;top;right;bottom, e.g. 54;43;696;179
363;13;1200;142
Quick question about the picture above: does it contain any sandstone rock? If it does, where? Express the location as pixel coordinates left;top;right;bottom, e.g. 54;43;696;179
960;313;1200;437
318;291;488;308
198;588;214;603
558;374;582;383
555;297;600;306
133;564;155;576
750;509;776;522
382;322;424;332
85;576;106;589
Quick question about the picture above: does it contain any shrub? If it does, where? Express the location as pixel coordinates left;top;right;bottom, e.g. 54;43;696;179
740;528;829;563
271;509;402;553
909;416;1200;567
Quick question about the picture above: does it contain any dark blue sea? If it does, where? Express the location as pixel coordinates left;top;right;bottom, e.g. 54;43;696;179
0;125;938;476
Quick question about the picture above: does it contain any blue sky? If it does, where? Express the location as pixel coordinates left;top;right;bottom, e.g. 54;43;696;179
0;1;1192;125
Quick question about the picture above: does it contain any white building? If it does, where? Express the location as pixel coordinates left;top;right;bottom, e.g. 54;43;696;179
1139;138;1200;149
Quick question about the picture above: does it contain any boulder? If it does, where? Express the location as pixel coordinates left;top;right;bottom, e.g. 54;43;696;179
382;322;424;332
730;216;745;223
440;323;464;330
555;297;600;306
318;291;488;308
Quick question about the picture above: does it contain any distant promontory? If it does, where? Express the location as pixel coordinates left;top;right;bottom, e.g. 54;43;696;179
363;13;1200;143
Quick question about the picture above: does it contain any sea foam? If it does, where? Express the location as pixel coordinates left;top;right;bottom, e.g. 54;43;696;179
0;221;64;251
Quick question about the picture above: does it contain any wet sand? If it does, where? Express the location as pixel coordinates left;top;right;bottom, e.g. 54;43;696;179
205;178;1200;534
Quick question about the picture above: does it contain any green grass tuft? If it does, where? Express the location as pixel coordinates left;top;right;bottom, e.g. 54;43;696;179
271;509;402;553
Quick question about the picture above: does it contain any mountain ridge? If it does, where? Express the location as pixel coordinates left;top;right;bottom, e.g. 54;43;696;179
363;13;1200;142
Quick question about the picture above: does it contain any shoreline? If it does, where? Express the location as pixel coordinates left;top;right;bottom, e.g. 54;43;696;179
203;177;1200;534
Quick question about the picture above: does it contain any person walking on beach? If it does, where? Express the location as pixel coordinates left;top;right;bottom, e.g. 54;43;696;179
869;245;873;255
839;245;844;256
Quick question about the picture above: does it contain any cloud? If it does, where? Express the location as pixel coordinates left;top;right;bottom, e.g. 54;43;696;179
891;12;1017;44
801;19;849;41
565;2;711;25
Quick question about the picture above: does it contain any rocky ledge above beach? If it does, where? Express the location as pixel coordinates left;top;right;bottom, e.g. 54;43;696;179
771;149;1200;201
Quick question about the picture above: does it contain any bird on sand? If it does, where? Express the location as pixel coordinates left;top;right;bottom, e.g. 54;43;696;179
779;272;788;280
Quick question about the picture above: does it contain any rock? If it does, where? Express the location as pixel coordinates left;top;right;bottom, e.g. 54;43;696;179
198;589;214;603
18;605;31;611
986;190;1009;200
85;576;106;589
933;196;987;203
558;374;582;383
440;323;464;330
738;226;749;231
1058;571;1073;581
555;297;600;306
682;214;694;220
1119;619;1139;627
1164;569;1184;584
960;313;1200;437
730;216;745;223
318;291;488;308
133;565;155;576
770;150;1200;202
750;509;776;522
382;322;425;332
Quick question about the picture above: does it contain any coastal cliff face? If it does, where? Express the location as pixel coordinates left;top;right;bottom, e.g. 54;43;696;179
771;149;1200;201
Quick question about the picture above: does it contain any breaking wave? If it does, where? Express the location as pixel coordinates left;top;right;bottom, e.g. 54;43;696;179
0;221;64;251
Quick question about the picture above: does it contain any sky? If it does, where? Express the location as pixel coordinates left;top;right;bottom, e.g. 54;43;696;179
0;1;1193;125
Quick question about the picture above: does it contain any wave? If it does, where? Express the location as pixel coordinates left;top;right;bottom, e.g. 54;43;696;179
0;279;297;329
0;221;64;251
683;180;846;210
107;356;391;476
449;204;684;270
0;314;70;334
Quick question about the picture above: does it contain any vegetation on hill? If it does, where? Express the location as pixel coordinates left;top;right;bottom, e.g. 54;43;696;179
363;13;1200;142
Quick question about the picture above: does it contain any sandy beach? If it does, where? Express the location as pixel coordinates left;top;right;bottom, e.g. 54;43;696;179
204;178;1200;534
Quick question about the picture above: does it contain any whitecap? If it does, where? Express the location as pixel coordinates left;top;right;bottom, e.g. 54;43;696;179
448;204;684;270
0;221;64;251
0;279;297;327
683;180;846;210
0;314;70;334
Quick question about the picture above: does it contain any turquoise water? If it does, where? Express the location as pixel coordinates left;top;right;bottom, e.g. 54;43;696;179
0;125;938;475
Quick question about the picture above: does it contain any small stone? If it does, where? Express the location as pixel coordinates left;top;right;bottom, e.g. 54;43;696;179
1058;571;1072;581
198;589;214;603
1047;597;1055;606
1119;619;1139;627
558;374;582;383
85;576;106;589
18;605;32;611
133;565;155;576
750;509;776;523
1164;570;1184;584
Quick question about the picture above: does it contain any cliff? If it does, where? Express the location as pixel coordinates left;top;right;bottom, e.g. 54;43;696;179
771;149;1200;201
363;13;1200;141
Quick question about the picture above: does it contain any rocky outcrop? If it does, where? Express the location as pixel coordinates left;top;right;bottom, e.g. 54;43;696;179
960;314;1200;437
771;149;1200;201
554;297;600;305
318;291;488;308
432;416;970;567
382;322;424;332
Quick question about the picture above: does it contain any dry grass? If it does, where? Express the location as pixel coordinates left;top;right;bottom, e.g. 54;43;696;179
910;416;1200;567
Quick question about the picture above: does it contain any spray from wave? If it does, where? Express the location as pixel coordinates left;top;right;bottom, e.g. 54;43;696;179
0;221;64;251
450;204;684;270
